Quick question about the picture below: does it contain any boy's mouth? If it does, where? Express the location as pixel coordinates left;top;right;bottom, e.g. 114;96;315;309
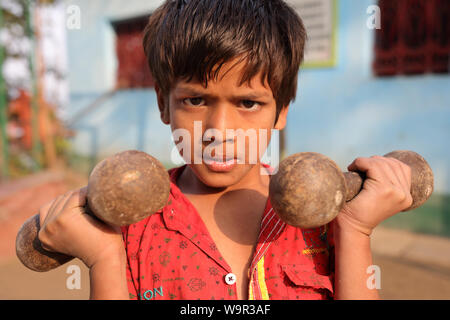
203;156;237;172
204;154;235;161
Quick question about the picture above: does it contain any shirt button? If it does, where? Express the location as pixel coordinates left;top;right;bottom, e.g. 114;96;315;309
224;273;237;285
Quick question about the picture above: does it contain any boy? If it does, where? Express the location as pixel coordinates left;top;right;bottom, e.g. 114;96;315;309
37;0;413;300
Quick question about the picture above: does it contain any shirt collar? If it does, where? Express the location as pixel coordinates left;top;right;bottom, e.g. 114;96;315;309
161;163;285;272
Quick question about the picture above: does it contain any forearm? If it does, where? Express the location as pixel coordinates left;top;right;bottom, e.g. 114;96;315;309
89;251;129;300
333;215;380;300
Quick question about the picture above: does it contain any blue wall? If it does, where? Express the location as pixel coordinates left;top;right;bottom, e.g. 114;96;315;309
65;0;450;197
65;0;174;164
292;0;450;195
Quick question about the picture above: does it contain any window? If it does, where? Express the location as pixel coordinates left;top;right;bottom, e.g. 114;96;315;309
111;15;154;88
373;0;450;76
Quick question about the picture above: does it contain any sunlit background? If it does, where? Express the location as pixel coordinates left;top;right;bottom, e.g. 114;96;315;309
0;0;449;300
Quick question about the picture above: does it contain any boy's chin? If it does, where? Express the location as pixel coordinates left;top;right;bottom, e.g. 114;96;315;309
191;163;256;189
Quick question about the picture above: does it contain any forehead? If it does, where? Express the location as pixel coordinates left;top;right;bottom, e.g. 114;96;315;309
172;57;273;96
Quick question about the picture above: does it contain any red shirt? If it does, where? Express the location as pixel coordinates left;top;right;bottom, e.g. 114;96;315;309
121;164;335;300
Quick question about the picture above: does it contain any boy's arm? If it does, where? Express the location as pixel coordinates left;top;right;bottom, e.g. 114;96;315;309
37;187;130;300
333;215;378;299
89;249;129;300
332;155;413;300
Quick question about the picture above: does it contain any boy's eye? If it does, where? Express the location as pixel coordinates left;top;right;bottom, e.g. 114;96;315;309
182;98;261;109
184;97;205;106
241;100;260;110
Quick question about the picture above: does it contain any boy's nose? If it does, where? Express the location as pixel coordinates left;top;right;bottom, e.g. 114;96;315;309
202;104;237;155
204;103;234;134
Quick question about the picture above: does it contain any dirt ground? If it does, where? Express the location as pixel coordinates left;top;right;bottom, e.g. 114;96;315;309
1;169;449;300
1;250;450;300
373;254;450;299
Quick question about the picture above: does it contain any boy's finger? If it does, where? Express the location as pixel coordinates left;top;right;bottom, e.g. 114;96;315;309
347;157;386;182
387;158;413;200
372;156;403;187
347;157;366;172
391;158;412;189
49;191;76;220
39;198;56;229
39;235;56;253
62;186;88;211
384;158;408;188
43;194;67;225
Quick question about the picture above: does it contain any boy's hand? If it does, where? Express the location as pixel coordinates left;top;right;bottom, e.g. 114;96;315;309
38;186;125;268
336;156;413;236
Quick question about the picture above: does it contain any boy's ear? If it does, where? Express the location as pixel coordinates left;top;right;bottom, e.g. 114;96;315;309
155;83;170;125
274;105;290;131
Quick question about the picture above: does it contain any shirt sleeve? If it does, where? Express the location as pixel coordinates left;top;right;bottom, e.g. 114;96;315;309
326;220;336;299
121;226;139;300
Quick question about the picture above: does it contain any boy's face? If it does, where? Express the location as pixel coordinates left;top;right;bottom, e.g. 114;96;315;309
156;58;289;189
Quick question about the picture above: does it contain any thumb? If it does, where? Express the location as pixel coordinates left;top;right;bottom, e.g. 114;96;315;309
347;157;371;173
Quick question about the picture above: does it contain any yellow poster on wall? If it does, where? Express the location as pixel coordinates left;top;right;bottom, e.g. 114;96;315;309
286;0;338;68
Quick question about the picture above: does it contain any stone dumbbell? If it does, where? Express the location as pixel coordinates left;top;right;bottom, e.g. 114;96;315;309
16;150;171;272
269;150;434;229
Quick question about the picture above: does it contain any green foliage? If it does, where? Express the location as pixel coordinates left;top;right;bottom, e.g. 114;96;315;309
7;148;39;178
382;192;450;238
